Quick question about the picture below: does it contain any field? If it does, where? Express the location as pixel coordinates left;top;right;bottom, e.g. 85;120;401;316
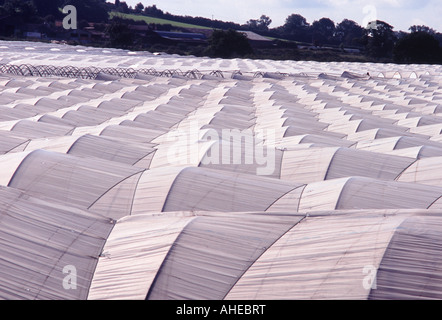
109;11;213;30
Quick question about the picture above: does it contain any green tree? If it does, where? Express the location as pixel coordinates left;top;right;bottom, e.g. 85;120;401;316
143;4;163;17
282;13;311;42
394;31;441;64
116;1;129;13
106;19;134;48
32;0;63;18
206;29;253;58
246;15;272;32
336;19;364;46
61;0;109;22
363;20;397;58
134;2;144;14
409;25;436;35
3;0;38;22
311;17;335;46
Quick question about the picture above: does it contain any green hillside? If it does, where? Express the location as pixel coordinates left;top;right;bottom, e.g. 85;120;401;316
110;12;212;30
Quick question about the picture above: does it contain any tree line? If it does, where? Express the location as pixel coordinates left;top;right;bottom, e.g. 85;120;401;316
113;2;442;63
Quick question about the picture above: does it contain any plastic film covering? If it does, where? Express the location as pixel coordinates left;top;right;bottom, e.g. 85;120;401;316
88;213;196;300
11;103;42;116
32;97;71;113
369;214;442;300
348;128;414;142
397;156;442;187
324;148;416;181
394;136;442;150
67;134;156;167
146;214;301;300
0;49;442;300
88;171;144;220
0;152;31;186
206;112;256;131
38;114;79;128
354;137;401;153
0;186;113;300
284;125;346;139
8;149;144;218
266;185;306;212
0;105;38;121
156;102;198;116
298;177;442;211
282;117;329;132
428;197;442;209
62;106;118;127
199;139;284;179
162;167;303;212
56;94;89;106
131;167;185;214
280;147;416;183
68;88;107;100
280;147;338;183
226;211;410;299
298;178;349;212
11;120;74;139
132;111;185;130
24;135;79;154
0;131;30;155
336;177;442;210
391;145;442;159
97;98;141;114
100;125;164;144
92;81;127;93
148;134;215;170
296;134;356;148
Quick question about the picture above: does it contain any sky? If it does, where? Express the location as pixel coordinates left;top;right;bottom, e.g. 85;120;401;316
123;0;442;32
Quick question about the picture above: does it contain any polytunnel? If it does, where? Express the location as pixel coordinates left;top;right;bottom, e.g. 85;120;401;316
0;41;442;300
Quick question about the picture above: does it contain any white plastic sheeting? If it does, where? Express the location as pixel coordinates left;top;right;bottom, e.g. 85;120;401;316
0;43;442;300
86;210;442;300
0;186;113;299
226;211;407;300
8;150;144;219
369;215;442;300
162;167;303;212
88;213;195;300
146;214;301;300
67;134;157;168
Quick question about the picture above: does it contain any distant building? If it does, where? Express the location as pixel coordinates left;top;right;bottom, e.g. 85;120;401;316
169;28;273;48
128;24;151;37
50;22;107;44
238;30;273;48
24;31;42;39
153;31;207;45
